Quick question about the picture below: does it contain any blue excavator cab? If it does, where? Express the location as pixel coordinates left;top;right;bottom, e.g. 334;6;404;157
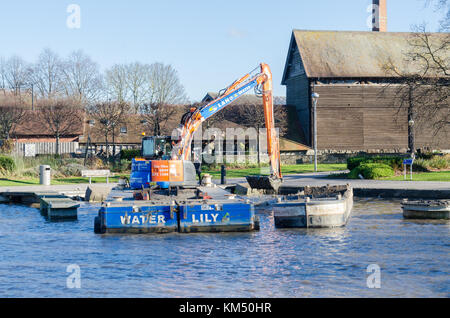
129;136;172;189
141;136;172;160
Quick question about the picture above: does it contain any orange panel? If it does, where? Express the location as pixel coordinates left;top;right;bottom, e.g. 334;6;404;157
151;160;169;182
151;160;184;182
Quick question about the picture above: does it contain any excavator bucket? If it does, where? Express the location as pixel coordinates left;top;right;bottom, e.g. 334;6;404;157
246;175;282;193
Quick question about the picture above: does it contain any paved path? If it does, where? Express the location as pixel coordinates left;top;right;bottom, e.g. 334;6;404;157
1;170;448;193
216;171;450;191
1;171;449;200
0;183;115;195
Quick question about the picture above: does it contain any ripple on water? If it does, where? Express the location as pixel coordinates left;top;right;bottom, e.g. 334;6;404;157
0;199;449;297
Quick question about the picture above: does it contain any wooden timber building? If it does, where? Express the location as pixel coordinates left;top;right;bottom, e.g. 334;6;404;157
282;30;449;152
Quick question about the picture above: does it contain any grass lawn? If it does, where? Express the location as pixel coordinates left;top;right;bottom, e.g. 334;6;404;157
381;171;450;182
329;170;450;181
0;175;126;187
2;166;449;186
203;163;347;179
0;164;347;186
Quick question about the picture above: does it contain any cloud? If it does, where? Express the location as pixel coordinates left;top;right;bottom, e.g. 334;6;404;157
227;28;247;39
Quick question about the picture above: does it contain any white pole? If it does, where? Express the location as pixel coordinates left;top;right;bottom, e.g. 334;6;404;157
312;93;319;172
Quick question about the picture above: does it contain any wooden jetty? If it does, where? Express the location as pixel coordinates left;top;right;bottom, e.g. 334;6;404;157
0;189;81;220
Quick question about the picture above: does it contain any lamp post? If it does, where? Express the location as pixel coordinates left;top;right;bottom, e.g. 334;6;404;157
312;92;320;172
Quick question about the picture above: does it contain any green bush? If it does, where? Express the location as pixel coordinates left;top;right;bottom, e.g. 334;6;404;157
348;163;394;179
113;159;131;173
347;157;368;170
347;156;403;171
417;152;437;160
0;155;16;174
58;163;87;177
120;149;141;160
414;156;450;171
412;159;431;172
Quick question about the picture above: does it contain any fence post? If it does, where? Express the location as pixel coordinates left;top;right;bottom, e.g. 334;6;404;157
221;165;226;185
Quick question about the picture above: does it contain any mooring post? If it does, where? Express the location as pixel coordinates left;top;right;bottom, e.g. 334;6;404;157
221;165;226;185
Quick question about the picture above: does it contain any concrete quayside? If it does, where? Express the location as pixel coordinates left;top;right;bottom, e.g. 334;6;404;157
0;184;112;221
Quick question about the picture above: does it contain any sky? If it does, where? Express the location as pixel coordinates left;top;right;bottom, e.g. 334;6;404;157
0;0;445;101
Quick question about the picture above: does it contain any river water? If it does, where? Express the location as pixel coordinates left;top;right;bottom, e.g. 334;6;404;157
0;198;448;297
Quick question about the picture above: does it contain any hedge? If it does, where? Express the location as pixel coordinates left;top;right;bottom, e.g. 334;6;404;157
0;155;16;174
348;163;394;179
120;149;141;160
347;156;404;171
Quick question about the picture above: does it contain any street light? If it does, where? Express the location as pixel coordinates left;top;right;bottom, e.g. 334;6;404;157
311;92;320;172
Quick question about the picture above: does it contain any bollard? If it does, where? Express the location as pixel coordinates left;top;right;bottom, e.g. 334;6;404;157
202;174;212;187
221;165;226;185
39;165;51;186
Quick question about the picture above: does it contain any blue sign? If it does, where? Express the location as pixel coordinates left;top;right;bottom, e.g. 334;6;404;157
403;159;414;165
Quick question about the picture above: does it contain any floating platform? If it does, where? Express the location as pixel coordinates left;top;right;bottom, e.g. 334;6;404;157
94;186;259;234
0;189;82;207
273;185;353;228
40;197;79;220
0;189;81;220
401;199;450;220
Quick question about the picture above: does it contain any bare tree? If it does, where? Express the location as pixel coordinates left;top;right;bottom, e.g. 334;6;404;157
37;99;83;156
141;102;177;136
105;64;128;103
0;97;27;140
125;62;149;112
0;57;7;96
140;63;187;135
3;55;30;96
60;50;103;106
146;63;187;106
237;101;288;164
426;0;449;31
109;102;130;163
383;25;449;154
30;48;63;99
90;101;129;161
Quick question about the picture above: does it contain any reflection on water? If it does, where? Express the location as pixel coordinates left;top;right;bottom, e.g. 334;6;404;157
0;198;448;297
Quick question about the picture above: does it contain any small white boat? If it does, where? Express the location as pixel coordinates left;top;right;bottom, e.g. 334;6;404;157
401;199;450;220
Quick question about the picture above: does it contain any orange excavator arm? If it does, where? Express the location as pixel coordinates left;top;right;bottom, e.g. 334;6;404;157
172;63;282;188
260;63;282;180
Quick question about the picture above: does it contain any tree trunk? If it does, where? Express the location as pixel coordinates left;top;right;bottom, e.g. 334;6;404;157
105;133;109;160
56;132;60;156
112;128;116;166
154;121;161;136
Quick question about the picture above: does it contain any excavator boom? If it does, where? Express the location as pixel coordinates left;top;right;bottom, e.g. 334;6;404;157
172;63;282;191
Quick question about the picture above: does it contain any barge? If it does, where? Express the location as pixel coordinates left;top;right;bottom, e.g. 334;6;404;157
401;199;450;220
273;185;353;228
94;186;259;234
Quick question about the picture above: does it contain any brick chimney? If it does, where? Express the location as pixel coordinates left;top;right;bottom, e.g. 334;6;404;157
372;0;387;32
